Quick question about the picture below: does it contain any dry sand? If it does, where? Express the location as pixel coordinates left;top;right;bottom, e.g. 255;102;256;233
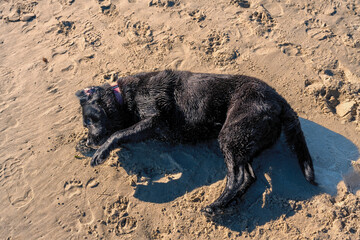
1;0;360;239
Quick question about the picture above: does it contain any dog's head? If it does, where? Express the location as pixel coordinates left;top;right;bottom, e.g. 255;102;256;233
76;85;128;148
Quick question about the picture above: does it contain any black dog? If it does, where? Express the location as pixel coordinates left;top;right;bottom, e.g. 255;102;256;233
76;70;316;215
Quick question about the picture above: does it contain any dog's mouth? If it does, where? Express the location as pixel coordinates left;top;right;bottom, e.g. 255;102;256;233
86;143;100;149
75;138;97;157
85;136;108;149
85;140;102;149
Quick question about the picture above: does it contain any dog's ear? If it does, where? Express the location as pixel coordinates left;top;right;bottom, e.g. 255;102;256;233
75;87;99;105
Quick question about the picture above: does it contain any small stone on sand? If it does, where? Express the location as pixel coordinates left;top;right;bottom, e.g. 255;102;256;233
336;101;356;118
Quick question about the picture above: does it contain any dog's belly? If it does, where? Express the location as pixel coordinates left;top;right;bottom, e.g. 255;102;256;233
155;120;223;143
164;106;226;143
181;123;223;142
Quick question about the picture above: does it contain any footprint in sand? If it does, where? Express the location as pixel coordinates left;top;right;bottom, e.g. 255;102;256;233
99;2;118;16
63;179;83;198
58;0;75;6
86;177;99;188
0;158;34;208
76;200;96;225
278;42;303;57
248;5;276;37
105;196;129;223
149;0;180;8
56;178;96;233
103;196;138;235
115;216;137;235
57;21;75;36
230;0;250;8
201;30;230;55
188;10;206;23
305;18;336;41
95;0;118;17
125;21;154;45
84;31;102;47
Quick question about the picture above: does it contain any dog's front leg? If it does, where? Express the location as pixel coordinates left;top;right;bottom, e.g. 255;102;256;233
91;116;158;166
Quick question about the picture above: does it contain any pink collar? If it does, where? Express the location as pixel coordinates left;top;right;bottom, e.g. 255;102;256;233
111;84;123;105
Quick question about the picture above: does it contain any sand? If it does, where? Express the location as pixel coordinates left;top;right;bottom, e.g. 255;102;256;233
0;0;360;239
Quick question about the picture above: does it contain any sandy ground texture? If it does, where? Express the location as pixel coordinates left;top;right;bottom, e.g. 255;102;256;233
1;0;360;239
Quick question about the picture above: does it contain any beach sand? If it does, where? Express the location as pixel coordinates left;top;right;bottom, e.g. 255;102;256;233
0;0;360;239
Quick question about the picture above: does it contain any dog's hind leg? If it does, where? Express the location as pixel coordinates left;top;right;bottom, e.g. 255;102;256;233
201;102;282;216
201;160;256;216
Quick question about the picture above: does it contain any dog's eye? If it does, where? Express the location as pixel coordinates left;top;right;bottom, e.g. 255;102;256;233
92;117;100;123
85;117;100;125
84;118;91;125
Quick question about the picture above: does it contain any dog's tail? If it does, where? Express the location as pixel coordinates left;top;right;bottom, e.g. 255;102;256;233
280;103;317;185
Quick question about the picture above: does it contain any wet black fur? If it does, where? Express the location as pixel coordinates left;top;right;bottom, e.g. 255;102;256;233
76;70;316;216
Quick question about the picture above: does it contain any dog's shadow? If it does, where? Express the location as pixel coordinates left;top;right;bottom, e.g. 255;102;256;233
115;118;359;232
117;139;226;203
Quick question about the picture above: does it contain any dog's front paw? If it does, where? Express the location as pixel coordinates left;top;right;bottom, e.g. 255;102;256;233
91;147;110;167
201;205;224;218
